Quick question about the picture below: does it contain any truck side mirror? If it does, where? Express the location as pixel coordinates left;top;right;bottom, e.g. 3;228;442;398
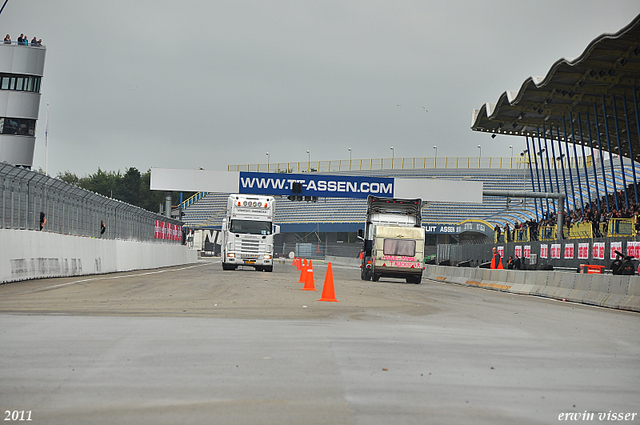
357;229;364;240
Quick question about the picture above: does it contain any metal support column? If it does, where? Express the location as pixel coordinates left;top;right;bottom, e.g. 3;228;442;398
556;117;584;213
165;192;172;219
548;126;562;212
576;112;592;209
602;95;619;210
536;129;551;215
594;103;610;212
612;95;629;209
525;137;540;219
622;95;639;204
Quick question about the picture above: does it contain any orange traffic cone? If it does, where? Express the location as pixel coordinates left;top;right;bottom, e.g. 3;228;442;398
293;257;298;268
298;259;307;283
318;262;338;302
302;260;316;291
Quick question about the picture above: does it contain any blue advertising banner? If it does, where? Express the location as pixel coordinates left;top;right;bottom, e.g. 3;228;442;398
238;172;394;199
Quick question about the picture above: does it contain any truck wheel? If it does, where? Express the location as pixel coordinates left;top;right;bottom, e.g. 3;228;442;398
222;263;235;270
406;275;421;284
264;266;273;272
372;273;380;282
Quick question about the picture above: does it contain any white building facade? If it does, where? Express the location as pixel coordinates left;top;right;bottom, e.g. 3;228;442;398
0;40;46;168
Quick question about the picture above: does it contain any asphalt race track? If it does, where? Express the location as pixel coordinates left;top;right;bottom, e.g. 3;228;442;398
1;258;638;425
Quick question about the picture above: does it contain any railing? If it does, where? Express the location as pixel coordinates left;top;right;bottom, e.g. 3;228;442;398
607;218;635;238
0;163;182;243
2;40;45;48
496;228;530;242
565;222;593;239
499;219;634;243
181;192;208;210
228;155;591;173
513;228;530;242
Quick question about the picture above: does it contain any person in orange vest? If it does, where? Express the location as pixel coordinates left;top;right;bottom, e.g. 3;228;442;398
490;247;503;269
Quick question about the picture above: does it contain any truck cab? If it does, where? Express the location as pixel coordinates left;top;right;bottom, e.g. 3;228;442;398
221;195;279;272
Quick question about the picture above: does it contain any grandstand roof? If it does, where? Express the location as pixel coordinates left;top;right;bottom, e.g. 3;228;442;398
471;14;640;160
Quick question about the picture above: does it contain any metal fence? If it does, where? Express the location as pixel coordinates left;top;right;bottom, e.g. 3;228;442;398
0;163;183;242
228;155;591;173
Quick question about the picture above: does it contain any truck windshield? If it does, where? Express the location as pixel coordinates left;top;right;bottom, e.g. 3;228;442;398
230;220;272;235
383;238;416;257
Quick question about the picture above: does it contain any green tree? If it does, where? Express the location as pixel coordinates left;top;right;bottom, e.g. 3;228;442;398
57;167;197;216
57;170;80;186
140;170;166;213
116;167;141;206
78;168;120;198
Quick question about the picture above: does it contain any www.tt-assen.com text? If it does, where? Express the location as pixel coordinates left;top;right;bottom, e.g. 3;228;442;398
240;177;393;195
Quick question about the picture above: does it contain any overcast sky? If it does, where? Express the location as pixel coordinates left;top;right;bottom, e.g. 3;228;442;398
2;1;638;177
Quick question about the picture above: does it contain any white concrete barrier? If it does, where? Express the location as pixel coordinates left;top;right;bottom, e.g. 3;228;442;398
1;229;197;283
325;255;362;267
424;264;640;313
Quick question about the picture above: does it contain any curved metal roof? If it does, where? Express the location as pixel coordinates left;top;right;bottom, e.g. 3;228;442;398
471;13;640;160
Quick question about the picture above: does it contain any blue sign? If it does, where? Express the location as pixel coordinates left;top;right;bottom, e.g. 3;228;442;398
423;221;491;236
238;172;394;199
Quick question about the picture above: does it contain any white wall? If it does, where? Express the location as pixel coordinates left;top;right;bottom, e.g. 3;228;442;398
1;229;197;283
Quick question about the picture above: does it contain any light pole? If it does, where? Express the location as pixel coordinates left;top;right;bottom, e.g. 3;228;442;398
390;147;394;158
266;152;269;172
477;145;482;157
306;150;310;162
433;145;437;157
348;147;352;161
509;145;513;157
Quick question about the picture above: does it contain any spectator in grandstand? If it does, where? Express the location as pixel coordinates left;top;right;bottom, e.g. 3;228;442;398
100;220;106;236
3;34;10;44
504;223;511;242
30;37;37;46
495;225;502;242
507;255;514;269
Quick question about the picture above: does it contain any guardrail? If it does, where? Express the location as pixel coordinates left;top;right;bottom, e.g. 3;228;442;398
0;163;183;243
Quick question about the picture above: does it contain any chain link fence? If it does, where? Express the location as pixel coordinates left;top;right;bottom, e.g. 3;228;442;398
0;163;183;242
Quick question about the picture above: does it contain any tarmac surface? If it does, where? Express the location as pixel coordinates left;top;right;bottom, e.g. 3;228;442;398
0;258;638;424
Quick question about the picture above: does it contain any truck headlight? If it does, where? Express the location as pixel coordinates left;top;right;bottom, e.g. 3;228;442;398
227;253;235;258
264;254;272;260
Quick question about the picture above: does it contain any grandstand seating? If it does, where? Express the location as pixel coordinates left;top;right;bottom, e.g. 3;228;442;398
181;157;640;232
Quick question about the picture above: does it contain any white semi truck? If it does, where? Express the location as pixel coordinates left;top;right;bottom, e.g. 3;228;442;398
358;195;424;284
221;194;279;272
